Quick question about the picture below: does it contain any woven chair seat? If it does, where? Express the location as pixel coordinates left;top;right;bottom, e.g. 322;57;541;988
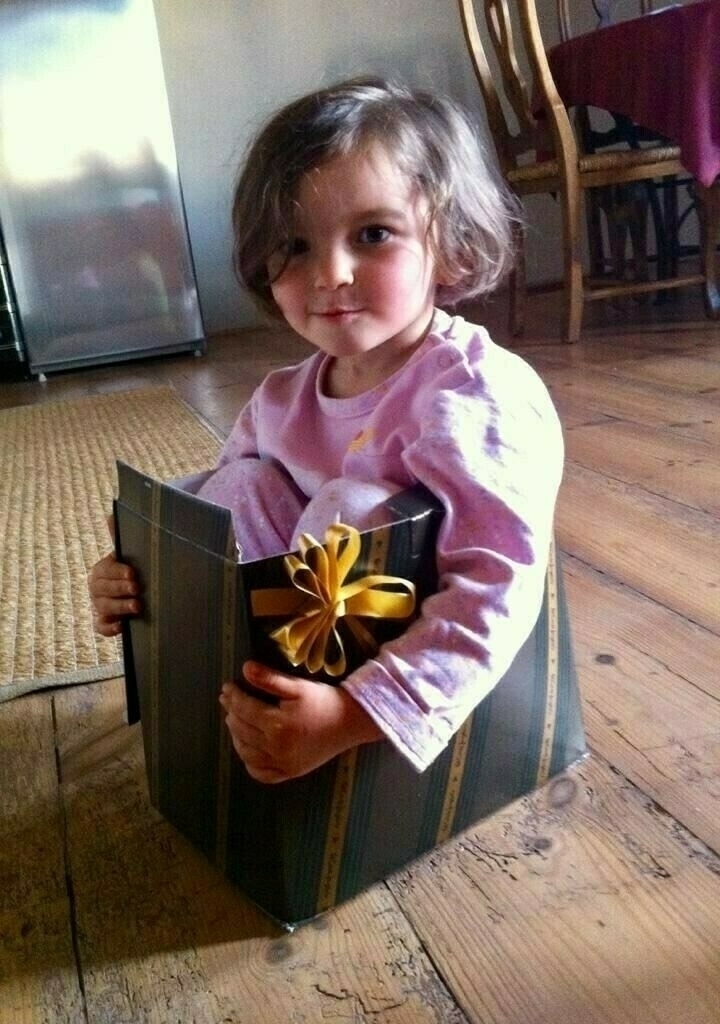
509;159;560;183
509;143;682;187
579;144;682;172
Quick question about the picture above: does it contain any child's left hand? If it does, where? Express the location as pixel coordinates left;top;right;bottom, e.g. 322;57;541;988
219;660;383;783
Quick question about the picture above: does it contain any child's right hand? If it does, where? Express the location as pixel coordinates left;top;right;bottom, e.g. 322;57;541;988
87;516;142;636
88;551;141;636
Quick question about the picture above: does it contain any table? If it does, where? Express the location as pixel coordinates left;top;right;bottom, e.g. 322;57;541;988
548;0;720;187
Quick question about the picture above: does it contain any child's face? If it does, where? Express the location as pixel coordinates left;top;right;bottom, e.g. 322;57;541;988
269;145;440;365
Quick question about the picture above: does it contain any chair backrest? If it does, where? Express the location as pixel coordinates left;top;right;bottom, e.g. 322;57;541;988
557;1;655;42
457;0;536;176
458;0;579;181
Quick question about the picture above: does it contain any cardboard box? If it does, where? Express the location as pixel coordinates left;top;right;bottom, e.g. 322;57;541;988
115;461;586;928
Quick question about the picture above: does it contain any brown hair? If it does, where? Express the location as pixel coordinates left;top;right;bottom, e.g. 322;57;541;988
232;76;520;318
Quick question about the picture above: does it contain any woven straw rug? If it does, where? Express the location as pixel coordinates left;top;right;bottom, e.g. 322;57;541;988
0;386;222;702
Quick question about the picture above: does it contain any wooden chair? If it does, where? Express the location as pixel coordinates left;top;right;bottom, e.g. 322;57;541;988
457;0;719;343
556;0;684;284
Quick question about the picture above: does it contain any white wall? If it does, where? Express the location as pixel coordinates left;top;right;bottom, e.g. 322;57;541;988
151;0;569;334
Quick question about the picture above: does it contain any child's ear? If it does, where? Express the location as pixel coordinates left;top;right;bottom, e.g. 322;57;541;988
433;265;463;289
430;247;463;290
436;272;462;288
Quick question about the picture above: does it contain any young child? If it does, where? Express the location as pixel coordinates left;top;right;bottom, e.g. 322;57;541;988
88;77;564;785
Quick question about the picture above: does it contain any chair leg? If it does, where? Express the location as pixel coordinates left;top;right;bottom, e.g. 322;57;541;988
562;259;584;343
600;184;649;287
509;221;527;336
563;187;585;343
606;206;629;282
656;176;677;280
697;180;720;318
586;189;606;278
627;194;649;284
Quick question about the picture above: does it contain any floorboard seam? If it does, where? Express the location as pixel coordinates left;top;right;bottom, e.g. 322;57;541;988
590;746;720;864
560;550;720;638
52;697;91;1024
380;881;474;1024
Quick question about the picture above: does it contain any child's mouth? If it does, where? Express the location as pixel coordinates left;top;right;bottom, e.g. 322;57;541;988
315;308;361;319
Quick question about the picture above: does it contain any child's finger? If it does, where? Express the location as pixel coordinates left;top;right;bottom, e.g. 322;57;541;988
221;702;265;747
103;559;136;584
220;681;262;720
88;559;137;596
93;615;124;637
226;728;288;783
242;661;299;701
93;596;141;617
226;727;278;773
225;724;264;762
92;576;139;599
244;763;288;785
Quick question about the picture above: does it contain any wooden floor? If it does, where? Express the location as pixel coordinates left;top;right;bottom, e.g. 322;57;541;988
2;289;720;1023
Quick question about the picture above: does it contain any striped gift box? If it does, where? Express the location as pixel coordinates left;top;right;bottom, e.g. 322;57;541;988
115;461;586;928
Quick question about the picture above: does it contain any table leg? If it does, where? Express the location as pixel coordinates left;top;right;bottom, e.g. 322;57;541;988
697;180;720;317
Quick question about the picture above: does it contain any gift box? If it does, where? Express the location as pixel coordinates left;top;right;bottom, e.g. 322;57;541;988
115;460;586;929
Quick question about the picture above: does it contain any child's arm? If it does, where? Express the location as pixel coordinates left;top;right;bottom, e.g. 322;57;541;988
339;361;564;773
218;661;383;783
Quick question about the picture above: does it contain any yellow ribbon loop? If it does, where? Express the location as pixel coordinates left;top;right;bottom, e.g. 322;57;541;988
250;523;416;677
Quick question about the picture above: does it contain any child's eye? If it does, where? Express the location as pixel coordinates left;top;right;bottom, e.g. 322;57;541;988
358;225;391;245
267;237;308;278
289;237;309;257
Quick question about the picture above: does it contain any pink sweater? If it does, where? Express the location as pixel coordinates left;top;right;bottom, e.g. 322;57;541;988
215;309;563;771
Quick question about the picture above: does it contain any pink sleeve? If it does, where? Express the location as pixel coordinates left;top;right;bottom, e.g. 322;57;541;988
341;367;564;772
169;400;259;494
216;398;259;465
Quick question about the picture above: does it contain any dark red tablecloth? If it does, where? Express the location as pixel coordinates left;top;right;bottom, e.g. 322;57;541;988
548;0;720;186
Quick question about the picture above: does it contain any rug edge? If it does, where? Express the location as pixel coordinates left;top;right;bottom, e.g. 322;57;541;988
0;661;125;703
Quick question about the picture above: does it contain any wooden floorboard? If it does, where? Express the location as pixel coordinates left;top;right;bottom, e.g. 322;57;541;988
2;286;720;1020
53;679;469;1024
564;554;720;853
556;461;720;633
544;367;720;446
601;353;720;394
387;754;720;1024
564;419;719;516
0;696;84;1024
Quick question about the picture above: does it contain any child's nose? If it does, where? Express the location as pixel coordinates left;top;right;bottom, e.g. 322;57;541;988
313;245;354;289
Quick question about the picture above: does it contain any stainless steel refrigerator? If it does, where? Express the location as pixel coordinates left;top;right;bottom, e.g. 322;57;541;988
0;0;204;376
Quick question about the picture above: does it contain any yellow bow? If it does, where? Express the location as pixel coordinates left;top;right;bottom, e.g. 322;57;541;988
250;523;416;677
